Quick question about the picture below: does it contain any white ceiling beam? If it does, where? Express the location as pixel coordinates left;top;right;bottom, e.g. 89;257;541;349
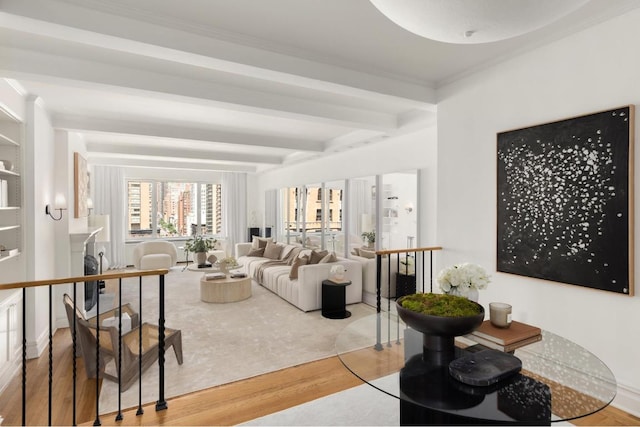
0;2;437;107
89;156;257;173
55;115;325;152
87;143;283;165
0;45;397;132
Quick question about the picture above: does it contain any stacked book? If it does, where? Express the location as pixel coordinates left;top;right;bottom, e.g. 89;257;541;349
204;272;226;281
469;320;542;353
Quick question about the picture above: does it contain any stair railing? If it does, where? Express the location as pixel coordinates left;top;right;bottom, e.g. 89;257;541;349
0;268;168;426
374;246;442;350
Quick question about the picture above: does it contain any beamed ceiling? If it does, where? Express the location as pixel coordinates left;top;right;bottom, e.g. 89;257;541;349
1;0;639;173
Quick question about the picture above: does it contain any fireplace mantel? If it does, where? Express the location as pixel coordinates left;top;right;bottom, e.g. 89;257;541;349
70;227;102;256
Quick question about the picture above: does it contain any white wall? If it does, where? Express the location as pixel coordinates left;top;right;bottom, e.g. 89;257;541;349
436;8;640;415
23;97;56;357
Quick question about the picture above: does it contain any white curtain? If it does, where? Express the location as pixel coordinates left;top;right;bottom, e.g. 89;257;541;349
93;165;126;268
222;172;247;253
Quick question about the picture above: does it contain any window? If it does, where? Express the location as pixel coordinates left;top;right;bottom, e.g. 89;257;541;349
127;180;222;239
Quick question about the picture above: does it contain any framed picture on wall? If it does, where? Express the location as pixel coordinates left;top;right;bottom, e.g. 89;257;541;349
497;106;634;295
74;152;89;218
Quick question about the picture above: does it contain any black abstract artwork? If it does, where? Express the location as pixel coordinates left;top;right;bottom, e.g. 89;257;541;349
497;106;634;295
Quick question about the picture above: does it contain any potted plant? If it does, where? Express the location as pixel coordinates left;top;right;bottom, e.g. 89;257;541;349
361;230;375;248
185;235;217;265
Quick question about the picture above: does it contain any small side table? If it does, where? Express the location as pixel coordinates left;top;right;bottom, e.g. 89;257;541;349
321;280;352;319
396;273;416;298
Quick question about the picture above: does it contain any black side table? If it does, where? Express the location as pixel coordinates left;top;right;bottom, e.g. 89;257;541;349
321;280;352;319
396;273;416;298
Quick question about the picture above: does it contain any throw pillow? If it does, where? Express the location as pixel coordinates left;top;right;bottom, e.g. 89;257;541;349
359;248;376;259
309;249;329;264
251;236;273;250
286;247;304;265
263;242;283;260
351;248;360;257
289;255;309;280
246;247;265;257
319;252;338;263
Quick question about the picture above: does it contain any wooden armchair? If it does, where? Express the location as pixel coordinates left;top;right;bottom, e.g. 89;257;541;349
63;294;183;391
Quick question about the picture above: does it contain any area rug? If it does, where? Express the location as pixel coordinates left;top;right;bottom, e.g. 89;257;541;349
241;374;399;426
98;268;376;414
241;374;575;426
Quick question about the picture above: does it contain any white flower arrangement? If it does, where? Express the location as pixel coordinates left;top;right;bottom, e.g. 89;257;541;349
217;256;239;268
437;263;490;297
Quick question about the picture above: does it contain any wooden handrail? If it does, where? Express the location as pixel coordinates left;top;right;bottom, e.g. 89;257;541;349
375;246;442;256
0;269;169;291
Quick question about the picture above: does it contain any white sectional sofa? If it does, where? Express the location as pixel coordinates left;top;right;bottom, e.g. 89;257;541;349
350;252;398;304
236;241;362;312
350;248;420;307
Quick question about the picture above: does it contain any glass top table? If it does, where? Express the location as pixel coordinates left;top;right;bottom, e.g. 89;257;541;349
336;313;616;425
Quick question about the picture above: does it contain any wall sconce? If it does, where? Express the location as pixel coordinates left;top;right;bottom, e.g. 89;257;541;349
404;202;414;214
45;194;67;221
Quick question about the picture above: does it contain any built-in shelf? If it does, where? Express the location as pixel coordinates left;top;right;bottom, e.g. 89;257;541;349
0;169;19;178
0;252;20;263
0;132;18;147
0;225;20;232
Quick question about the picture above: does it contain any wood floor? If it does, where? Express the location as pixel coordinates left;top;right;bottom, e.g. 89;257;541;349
0;328;638;426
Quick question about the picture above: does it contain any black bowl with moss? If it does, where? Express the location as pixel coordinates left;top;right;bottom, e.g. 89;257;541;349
397;293;485;366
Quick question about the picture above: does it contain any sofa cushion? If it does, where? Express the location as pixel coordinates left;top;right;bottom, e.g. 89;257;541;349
251;236;273;249
319;252;338;263
309;249;329;264
279;244;296;260
139;253;172;270
289;255;309;279
285;246;304;265
247;247;265;257
264;242;284;260
358;248;376;259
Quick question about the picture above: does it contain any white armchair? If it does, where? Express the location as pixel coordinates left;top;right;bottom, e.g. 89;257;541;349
132;240;178;270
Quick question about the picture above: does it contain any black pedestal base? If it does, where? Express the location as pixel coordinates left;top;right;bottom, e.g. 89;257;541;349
399;332;552;426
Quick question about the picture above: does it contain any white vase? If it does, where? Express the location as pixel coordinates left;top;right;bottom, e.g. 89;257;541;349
195;252;207;265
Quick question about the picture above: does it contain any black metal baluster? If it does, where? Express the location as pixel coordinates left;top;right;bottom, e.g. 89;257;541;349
94;277;101;426
48;284;53;426
72;283;77;426
387;253;394;347
136;276;144;416
155;274;167;411
116;278;123;422
429;251;433;293
22;287;26;426
422;251;426;294
374;254;382;351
